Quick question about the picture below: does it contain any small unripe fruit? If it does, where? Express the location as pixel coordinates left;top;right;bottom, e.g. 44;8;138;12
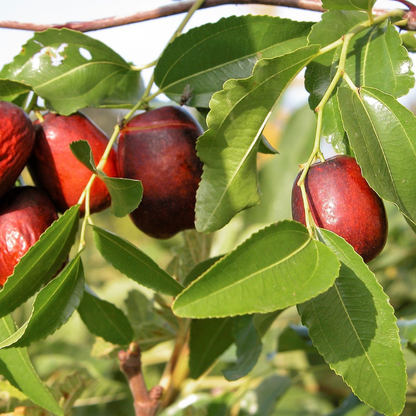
28;112;118;215
117;106;203;239
0;186;59;286
0;101;35;198
291;155;387;263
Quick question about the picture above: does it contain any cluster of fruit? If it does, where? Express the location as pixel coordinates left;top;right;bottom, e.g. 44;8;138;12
0;103;203;285
0;99;388;286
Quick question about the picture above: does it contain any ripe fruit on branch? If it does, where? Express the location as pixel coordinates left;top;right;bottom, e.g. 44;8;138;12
118;106;204;239
0;101;35;199
0;186;59;286
28;112;118;215
291;155;387;263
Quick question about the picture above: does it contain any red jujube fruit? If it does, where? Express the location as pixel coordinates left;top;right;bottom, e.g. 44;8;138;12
28;112;118;215
0;101;35;198
117;106;204;239
291;155;387;263
0;186;59;286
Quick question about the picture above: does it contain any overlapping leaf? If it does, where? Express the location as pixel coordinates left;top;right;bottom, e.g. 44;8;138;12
173;221;340;318
0;255;84;349
155;15;313;108
78;287;134;346
70;140;142;217
298;229;406;416
338;86;416;228
189;318;234;379
195;45;319;233
0;205;80;318
0;79;32;102
306;11;414;150
0;316;63;415
92;226;183;296
322;0;376;10
0;28;140;115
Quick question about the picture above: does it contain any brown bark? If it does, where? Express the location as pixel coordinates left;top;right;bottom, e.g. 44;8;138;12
1;0;416;32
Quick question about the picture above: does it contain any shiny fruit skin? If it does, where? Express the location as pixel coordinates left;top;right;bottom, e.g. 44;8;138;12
0;101;35;198
29;112;118;215
291;155;387;263
118;106;204;239
0;186;59;286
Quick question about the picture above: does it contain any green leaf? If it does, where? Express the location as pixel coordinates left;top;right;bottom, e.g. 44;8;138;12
0;28;138;115
321;0;376;10
0;254;84;349
258;135;279;155
155;15;313;107
196;45;319;233
0;79;32;102
222;315;262;381
0;315;63;415
306;12;414;148
338;86;416;228
125;290;177;351
183;255;223;287
189;317;234;379
78;286;134;345
70;139;142;216
401;31;416;53
70;140;143;217
173;220;340;318
0;205;80;318
92;226;183;296
298;229;406;416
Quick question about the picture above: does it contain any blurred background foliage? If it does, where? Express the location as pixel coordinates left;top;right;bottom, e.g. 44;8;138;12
2;74;416;415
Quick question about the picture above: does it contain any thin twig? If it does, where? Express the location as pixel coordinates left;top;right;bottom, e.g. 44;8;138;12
1;1;415;32
118;343;163;416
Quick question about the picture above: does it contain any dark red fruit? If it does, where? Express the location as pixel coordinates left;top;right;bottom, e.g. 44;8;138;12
0;101;35;198
291;155;387;263
118;106;204;239
0;186;59;286
28;112;118;215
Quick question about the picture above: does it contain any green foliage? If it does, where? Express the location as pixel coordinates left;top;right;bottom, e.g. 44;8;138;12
78;287;134;346
0;205;80;318
173;221;340;318
298;229;406;416
154;15;313;107
0;3;416;415
195;45;319;232
70;140;143;217
0;28;141;115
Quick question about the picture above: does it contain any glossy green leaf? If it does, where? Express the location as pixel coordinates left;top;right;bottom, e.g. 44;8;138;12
196;45;319;233
338;86;416;228
0;28;138;115
401;31;416;53
125;290;177;351
78;287;134;346
0;315;63;415
0;79;32;102
155;15;313;107
173;220;340;318
306;12;414;149
70;140;143;217
0;205;80;318
189;317;234;379
298;229;406;416
183;255;223;287
222;315;262;381
0;255;84;349
92;226;183;296
321;0;376;10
